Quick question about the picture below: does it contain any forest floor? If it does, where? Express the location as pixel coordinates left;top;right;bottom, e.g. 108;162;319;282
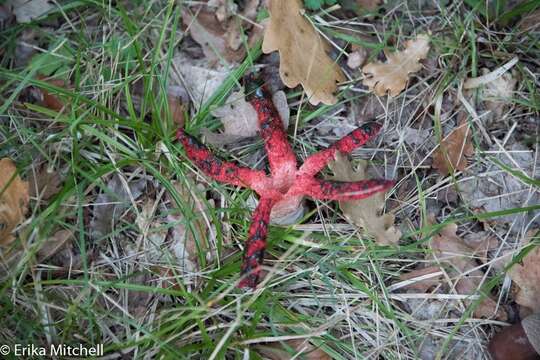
0;0;539;359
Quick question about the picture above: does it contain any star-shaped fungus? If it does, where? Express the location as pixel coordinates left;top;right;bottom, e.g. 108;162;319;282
177;87;394;288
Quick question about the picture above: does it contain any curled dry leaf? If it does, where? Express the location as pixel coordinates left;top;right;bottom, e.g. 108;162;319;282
508;231;540;313
0;158;29;245
263;0;345;105
255;339;330;360
328;153;400;246
432;118;474;175
362;34;430;97
430;223;507;320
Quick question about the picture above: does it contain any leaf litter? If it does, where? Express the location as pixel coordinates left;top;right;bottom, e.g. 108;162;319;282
329;152;401;246
263;0;345;105
0;158;29;246
362;34;430;97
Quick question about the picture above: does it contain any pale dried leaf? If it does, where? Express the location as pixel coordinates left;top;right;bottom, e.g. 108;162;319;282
432;118;474;175
328;153;400;246
211;89;289;138
263;0;345;105
7;0;53;23
174;55;230;110
508;231;540;313
255;339;330;360
346;47;367;69
0;158;29;245
430;223;507;320
362;34;430;97
482;68;517;119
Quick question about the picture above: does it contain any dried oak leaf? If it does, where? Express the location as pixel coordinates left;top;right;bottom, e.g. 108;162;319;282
255;339;330;360
0;158;29;245
328;153;400;246
263;0;345;105
432;118;474;175
430;223;507;320
362;34;430;97
508;232;540;313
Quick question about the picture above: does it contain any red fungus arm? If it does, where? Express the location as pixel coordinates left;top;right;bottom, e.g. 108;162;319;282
294;178;394;201
249;88;297;182
299;122;382;176
177;129;268;189
238;197;275;288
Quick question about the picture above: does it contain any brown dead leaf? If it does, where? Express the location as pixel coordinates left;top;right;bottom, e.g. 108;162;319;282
328;153;400;246
167;94;185;127
263;0;345;105
28;165;62;201
398;266;443;293
0;158;29;245
356;0;382;10
255;339;330;360
518;8;540;31
26;77;69;112
432;118;474;175
183;8;245;64
37;229;73;262
508;231;540;313
362;34;430;97
430;223;507;320
183;1;260;65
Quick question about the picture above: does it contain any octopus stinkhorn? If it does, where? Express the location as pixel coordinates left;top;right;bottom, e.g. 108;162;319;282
177;86;394;288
